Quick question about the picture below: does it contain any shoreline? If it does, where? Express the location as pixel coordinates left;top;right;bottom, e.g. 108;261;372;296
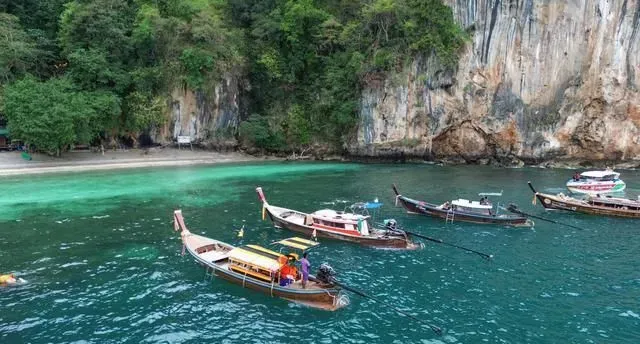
0;148;261;176
1;147;638;176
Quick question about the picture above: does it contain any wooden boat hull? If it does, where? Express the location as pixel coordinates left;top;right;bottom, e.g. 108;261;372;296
265;205;417;249
194;256;342;310
175;210;344;311
533;192;640;218
393;188;530;226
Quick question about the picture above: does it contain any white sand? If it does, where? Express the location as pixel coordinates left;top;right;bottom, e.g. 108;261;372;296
0;148;260;176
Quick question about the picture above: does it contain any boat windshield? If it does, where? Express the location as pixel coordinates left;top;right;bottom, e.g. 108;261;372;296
577;170;620;181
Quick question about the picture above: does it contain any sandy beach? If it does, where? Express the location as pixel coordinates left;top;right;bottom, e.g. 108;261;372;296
0;148;259;176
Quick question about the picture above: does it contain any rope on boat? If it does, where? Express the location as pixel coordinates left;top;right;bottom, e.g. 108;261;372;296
325;289;337;307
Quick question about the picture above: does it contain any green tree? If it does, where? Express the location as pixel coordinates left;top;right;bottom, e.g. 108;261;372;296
284;105;311;148
123;91;167;134
1;0;466;155
0;13;45;82
2;76;119;155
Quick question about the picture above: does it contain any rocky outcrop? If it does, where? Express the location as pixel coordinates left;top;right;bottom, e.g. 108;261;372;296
349;0;640;165
153;75;243;149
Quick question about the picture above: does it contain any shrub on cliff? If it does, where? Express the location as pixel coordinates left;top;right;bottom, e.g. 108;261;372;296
239;114;286;152
234;0;466;152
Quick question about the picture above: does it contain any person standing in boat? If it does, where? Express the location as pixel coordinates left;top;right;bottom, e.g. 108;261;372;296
573;172;580;181
300;252;310;289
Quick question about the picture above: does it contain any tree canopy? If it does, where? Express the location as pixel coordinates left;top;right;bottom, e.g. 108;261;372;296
0;0;465;155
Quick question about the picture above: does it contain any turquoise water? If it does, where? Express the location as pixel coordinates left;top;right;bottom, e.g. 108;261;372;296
1;162;639;343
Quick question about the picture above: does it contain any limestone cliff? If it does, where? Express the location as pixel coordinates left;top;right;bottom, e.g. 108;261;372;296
153;75;243;149
349;0;640;165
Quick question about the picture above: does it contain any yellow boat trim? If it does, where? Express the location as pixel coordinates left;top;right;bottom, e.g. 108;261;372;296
246;244;285;259
229;265;273;282
276;237;320;251
228;247;281;271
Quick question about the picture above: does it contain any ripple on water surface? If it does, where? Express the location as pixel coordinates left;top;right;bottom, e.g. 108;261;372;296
1;163;640;343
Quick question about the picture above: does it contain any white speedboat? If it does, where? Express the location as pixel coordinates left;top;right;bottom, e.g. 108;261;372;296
566;170;626;194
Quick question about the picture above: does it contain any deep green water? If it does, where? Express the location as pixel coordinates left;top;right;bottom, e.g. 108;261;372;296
1;162;639;343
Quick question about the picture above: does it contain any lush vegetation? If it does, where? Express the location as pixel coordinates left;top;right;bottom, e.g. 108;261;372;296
0;0;465;155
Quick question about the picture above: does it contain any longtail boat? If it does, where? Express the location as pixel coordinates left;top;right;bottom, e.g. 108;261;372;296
173;210;345;310
256;187;419;249
566;169;626;194
392;184;533;226
528;182;640;218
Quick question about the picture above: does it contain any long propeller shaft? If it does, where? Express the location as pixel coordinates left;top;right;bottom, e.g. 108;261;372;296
377;223;493;260
407;230;494;260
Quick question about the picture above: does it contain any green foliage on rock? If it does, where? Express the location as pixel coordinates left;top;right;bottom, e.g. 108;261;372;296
0;13;48;83
235;0;466;152
0;0;465;155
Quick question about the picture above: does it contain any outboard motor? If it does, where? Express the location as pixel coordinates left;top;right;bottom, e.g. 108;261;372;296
384;219;398;231
316;263;337;284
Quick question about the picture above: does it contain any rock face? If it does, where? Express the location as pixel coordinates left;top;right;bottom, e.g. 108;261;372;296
153;75;243;149
349;0;640;165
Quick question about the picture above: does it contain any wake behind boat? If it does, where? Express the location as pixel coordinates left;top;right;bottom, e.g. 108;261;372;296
256;187;419;249
392;184;532;226
173;210;345;310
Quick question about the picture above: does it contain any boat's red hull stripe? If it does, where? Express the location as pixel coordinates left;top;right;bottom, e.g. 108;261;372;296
571;184;615;191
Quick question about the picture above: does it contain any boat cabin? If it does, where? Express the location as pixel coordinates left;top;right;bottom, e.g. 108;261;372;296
227;244;283;282
574;170;620;182
227;237;319;286
587;195;640;211
308;209;370;236
449;199;493;215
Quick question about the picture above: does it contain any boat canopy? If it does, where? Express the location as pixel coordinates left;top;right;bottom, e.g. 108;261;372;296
478;191;503;197
580;170;620;179
452;199;492;209
361;202;383;209
312;209;368;221
228;246;282;271
275;237;320;251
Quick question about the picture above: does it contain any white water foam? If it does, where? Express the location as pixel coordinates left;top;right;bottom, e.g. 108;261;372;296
618;310;640;319
60;261;87;268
